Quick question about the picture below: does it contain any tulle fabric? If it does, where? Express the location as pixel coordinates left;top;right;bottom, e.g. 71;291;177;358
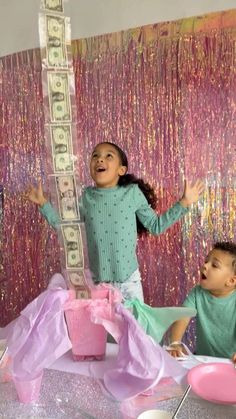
89;303;187;400
125;298;196;342
0;273;188;401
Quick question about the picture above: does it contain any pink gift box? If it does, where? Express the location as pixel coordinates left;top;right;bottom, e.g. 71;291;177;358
65;304;107;361
64;287;113;361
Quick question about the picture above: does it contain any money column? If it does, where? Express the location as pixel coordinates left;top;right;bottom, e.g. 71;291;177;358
39;0;90;298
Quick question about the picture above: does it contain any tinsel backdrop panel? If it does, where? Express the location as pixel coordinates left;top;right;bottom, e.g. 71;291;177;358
0;9;236;328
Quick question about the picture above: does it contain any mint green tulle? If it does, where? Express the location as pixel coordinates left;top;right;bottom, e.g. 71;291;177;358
124;299;196;343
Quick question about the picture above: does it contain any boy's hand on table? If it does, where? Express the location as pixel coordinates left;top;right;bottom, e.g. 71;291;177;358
231;352;236;367
166;343;188;358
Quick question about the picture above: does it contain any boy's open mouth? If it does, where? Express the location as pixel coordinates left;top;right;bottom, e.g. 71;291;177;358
96;167;106;172
201;272;207;280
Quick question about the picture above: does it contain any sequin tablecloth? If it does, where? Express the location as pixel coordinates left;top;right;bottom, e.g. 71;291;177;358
1;346;236;418
1;367;236;419
150;397;236;419
0;368;120;419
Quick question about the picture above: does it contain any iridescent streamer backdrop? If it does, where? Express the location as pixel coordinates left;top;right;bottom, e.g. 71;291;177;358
0;10;236;344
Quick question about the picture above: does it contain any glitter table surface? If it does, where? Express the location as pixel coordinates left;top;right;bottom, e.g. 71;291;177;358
156;397;236;419
1;367;236;419
0;369;120;419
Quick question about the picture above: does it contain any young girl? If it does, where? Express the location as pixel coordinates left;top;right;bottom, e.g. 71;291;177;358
25;141;204;301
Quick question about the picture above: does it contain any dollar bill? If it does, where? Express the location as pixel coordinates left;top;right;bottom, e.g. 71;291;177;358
75;289;90;299
62;224;84;269
47;45;67;68
66;271;91;299
42;0;64;13
55;174;79;220
68;271;87;287
50;125;74;172
46;15;68;67
48;72;71;122
54;152;73;172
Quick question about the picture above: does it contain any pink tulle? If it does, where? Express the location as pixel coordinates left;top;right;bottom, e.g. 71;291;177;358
5;285;72;380
89;303;187;400
1;273;187;403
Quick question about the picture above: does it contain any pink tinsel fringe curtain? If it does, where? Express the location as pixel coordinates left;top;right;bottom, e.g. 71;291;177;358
0;11;236;327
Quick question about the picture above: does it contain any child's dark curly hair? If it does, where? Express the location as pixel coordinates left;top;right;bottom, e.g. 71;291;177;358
100;142;158;236
213;242;236;274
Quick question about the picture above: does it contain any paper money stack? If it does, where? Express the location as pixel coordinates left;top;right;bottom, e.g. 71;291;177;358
39;0;90;299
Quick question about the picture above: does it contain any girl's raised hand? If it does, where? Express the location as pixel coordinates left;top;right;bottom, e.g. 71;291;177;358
180;179;205;207
24;180;47;207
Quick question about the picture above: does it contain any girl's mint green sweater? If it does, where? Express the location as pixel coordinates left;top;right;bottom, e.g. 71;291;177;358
40;184;188;283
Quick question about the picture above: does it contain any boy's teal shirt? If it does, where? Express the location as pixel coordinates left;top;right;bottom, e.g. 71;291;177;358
40;184;188;283
184;285;236;358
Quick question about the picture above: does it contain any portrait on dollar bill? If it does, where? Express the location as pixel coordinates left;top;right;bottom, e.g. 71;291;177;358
67;270;91;299
42;0;64;13
55;174;79;220
62;225;84;269
67;270;87;288
46;15;68;67
50;125;74;172
48;72;71;122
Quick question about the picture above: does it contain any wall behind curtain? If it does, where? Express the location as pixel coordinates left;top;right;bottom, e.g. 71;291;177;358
0;10;235;330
